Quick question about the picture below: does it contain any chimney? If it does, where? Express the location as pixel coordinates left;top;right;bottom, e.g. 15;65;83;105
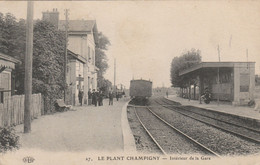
42;8;59;29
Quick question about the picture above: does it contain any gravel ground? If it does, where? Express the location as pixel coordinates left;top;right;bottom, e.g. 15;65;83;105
127;106;160;154
135;106;207;155
150;98;260;156
160;99;260;141
162;98;260;130
174;108;260;141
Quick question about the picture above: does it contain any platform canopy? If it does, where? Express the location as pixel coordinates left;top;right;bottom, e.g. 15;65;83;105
179;62;254;77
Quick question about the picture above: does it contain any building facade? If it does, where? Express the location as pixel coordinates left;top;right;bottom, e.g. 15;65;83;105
43;9;99;105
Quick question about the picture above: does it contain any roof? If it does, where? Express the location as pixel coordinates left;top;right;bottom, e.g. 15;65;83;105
59;20;96;32
0;52;21;70
130;79;152;83
179;62;255;76
59;19;99;45
67;49;87;64
0;52;21;64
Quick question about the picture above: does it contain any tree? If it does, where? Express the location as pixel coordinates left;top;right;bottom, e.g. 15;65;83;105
0;13;66;113
0;13;26;96
170;48;202;88
95;32;110;76
95;32;112;90
32;20;65;113
0;13;26;59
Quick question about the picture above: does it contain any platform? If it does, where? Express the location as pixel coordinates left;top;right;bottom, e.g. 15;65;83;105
13;98;135;153
166;95;260;121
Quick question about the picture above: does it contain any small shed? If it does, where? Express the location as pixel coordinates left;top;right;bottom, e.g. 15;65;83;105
0;52;20;103
179;62;255;105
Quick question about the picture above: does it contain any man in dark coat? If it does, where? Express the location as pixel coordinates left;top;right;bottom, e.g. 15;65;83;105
98;90;103;106
109;90;113;105
116;91;119;101
96;89;101;106
92;89;97;106
88;89;92;105
78;89;84;106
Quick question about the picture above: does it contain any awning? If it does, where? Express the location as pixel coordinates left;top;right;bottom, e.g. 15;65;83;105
179;62;255;76
0;59;15;69
0;52;21;70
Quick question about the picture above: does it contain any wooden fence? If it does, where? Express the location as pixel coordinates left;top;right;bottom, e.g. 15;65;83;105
0;93;42;127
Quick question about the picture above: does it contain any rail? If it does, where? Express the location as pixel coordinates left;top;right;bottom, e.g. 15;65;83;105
156;98;260;144
133;105;220;157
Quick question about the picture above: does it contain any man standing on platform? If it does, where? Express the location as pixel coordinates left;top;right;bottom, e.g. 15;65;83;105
88;89;92;105
98;90;103;106
109;90;113;106
92;89;97;107
78;89;84;106
116;91;119;101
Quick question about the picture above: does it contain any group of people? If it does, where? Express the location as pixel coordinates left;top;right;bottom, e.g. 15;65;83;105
78;88;124;107
88;89;104;107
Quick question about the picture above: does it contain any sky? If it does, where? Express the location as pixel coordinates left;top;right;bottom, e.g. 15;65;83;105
1;1;260;88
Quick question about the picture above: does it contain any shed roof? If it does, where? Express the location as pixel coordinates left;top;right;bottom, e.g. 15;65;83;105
0;52;21;70
179;62;255;76
0;52;21;64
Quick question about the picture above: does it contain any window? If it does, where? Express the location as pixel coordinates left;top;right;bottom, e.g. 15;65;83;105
240;86;249;92
92;50;94;64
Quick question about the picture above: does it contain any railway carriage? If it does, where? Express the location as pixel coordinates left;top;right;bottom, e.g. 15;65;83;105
129;79;152;105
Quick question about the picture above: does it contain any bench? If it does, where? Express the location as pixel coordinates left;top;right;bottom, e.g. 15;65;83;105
55;99;71;112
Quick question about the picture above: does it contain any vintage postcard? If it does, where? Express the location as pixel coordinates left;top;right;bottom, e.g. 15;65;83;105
0;0;260;165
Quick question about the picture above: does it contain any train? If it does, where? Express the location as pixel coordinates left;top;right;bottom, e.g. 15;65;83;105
129;79;152;105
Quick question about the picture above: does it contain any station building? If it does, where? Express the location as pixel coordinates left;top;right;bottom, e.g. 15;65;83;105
179;62;255;105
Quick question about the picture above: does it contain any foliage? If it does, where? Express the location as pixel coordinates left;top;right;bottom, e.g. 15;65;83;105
0;13;26;95
0;12;65;113
32;21;65;113
98;78;112;96
170;48;202;88
95;32;112;90
0;127;20;153
95;32;110;76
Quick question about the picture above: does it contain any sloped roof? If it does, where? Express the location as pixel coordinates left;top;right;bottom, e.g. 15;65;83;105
59;19;99;45
59;20;96;32
67;49;87;64
179;62;255;76
0;52;21;70
0;52;21;64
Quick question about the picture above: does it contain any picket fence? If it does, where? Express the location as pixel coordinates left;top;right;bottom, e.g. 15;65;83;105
0;93;42;127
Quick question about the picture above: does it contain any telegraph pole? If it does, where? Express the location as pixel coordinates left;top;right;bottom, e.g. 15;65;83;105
64;9;69;102
24;1;34;133
217;45;220;106
229;35;232;48
246;49;249;69
114;58;116;91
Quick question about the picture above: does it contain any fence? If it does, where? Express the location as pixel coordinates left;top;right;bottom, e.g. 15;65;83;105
0;93;42;127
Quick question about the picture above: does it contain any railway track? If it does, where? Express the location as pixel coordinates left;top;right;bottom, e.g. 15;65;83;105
154;97;260;144
133;106;220;156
